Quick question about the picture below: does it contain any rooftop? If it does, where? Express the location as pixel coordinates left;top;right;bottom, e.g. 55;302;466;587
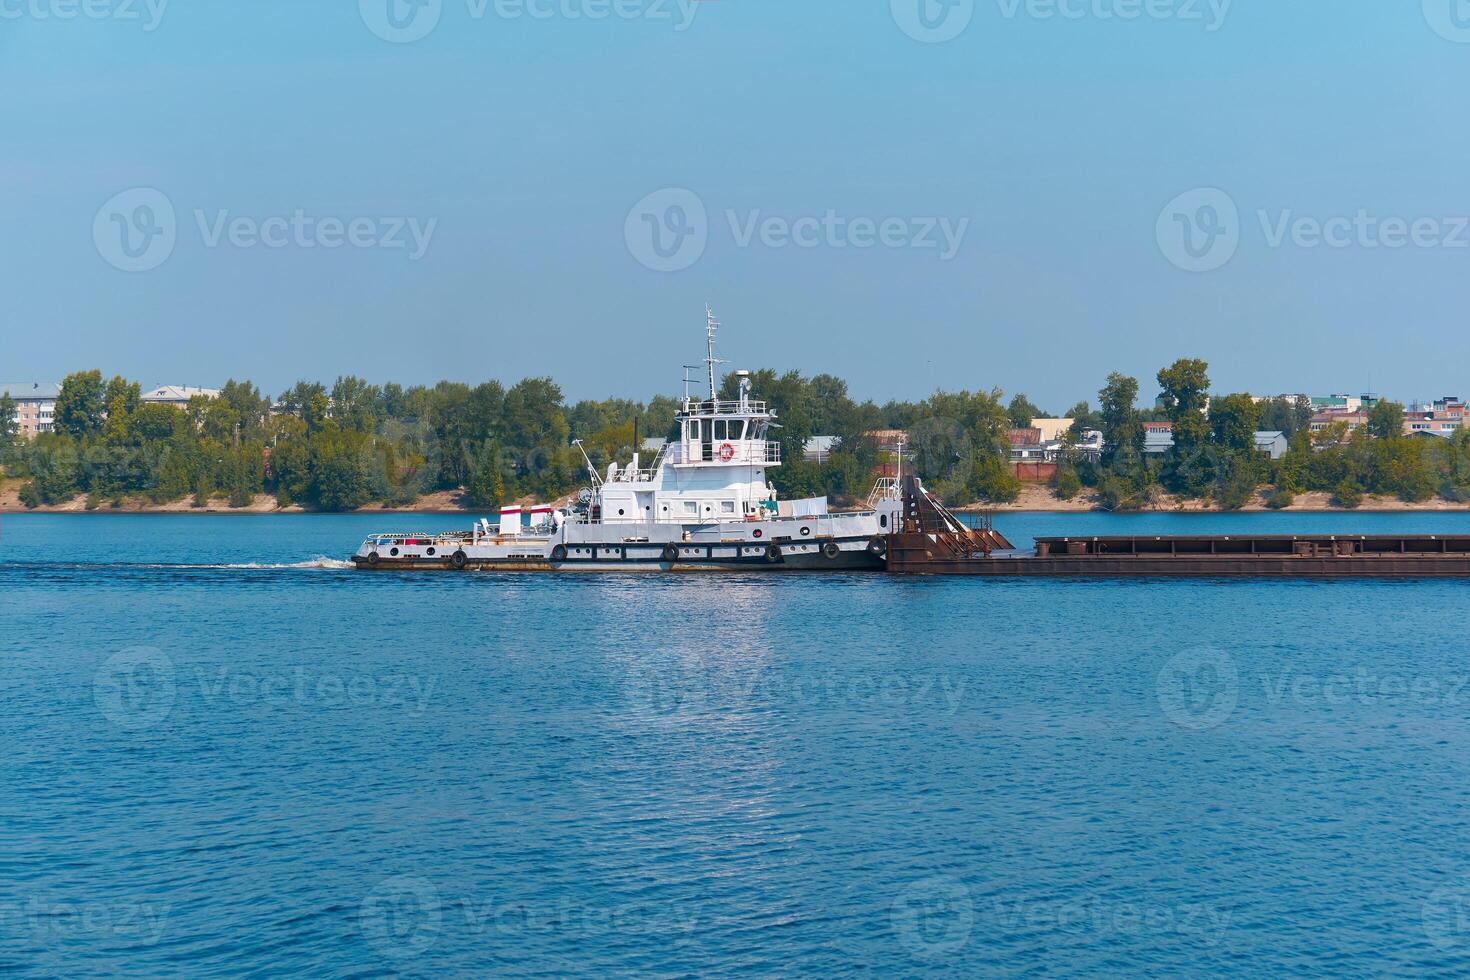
142;385;220;402
0;381;61;400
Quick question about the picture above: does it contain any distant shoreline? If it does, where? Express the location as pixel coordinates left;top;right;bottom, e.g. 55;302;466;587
3;486;1469;516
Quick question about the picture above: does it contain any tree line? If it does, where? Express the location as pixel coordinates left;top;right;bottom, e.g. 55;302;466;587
2;362;1467;510
1059;360;1470;510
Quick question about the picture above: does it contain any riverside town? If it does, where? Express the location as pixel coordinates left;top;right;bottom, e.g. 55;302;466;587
3;353;1467;514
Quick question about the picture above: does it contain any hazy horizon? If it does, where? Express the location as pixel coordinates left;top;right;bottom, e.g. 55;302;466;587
5;1;1467;408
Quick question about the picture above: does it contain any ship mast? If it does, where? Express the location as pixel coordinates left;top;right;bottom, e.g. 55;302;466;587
704;305;726;402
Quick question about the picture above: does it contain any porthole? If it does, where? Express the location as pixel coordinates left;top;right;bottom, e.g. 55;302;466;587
880;515;889;528
800;526;811;537
753;529;763;539
390;547;399;556
426;547;436;556
618;509;625;516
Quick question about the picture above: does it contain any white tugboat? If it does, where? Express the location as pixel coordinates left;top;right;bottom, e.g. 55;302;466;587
351;309;904;572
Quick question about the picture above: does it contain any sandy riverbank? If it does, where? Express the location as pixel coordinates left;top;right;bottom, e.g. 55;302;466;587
963;484;1470;514
4;479;1469;515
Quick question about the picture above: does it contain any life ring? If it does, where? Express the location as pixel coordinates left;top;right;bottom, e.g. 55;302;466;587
661;543;680;562
822;541;841;560
551;544;568;561
764;544;783;563
867;536;887;557
451;550;468;569
367;551;380;565
718;442;735;461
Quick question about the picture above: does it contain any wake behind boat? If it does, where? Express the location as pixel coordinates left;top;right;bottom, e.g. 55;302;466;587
351;309;903;572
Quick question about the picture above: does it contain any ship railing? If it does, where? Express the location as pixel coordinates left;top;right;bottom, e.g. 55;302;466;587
867;477;899;507
679;398;768;416
364;531;470;544
682;441;782;464
567;508;875;528
618;441;670;482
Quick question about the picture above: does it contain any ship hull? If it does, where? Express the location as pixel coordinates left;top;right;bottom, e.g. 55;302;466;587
351;532;887;572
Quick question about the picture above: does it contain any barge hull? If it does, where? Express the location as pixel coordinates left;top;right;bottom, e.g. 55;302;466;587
885;554;1470;578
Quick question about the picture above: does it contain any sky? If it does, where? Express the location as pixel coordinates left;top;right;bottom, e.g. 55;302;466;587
3;0;1469;411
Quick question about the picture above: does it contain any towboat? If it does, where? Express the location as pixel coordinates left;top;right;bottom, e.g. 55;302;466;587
352;310;903;572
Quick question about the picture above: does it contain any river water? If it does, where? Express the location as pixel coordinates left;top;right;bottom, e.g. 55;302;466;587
4;511;1470;976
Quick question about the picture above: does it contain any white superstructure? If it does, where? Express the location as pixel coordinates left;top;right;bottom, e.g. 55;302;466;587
353;309;901;571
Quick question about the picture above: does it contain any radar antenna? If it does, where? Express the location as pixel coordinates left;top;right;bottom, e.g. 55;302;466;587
704;305;727;401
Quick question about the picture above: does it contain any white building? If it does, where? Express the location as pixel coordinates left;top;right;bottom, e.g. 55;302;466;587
803;436;839;462
1254;431;1289;460
141;385;220;407
0;381;61;437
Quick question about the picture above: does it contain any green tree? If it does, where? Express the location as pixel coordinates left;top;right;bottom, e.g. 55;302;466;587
1006;393;1045;429
1157;360;1210;433
1367;399;1406;440
1054;465;1082;500
1097;373;1144;471
1156;359;1211;492
54;370;106;438
1259;396;1312;438
331;376;381;433
0;393;17;455
1208;393;1261;453
463;440;507;509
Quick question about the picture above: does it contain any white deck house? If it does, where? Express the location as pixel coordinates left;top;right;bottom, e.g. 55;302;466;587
588;370;782;525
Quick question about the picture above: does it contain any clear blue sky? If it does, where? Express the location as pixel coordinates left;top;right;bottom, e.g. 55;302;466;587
3;1;1468;410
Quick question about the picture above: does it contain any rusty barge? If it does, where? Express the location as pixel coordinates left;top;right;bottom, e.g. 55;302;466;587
885;478;1470;578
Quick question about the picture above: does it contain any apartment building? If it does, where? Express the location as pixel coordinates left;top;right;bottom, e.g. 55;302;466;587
0;382;61;437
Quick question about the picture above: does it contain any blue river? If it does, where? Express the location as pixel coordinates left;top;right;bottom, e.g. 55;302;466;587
4;511;1470;976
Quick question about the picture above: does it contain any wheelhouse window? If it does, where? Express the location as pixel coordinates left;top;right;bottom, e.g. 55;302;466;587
728;420;745;440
